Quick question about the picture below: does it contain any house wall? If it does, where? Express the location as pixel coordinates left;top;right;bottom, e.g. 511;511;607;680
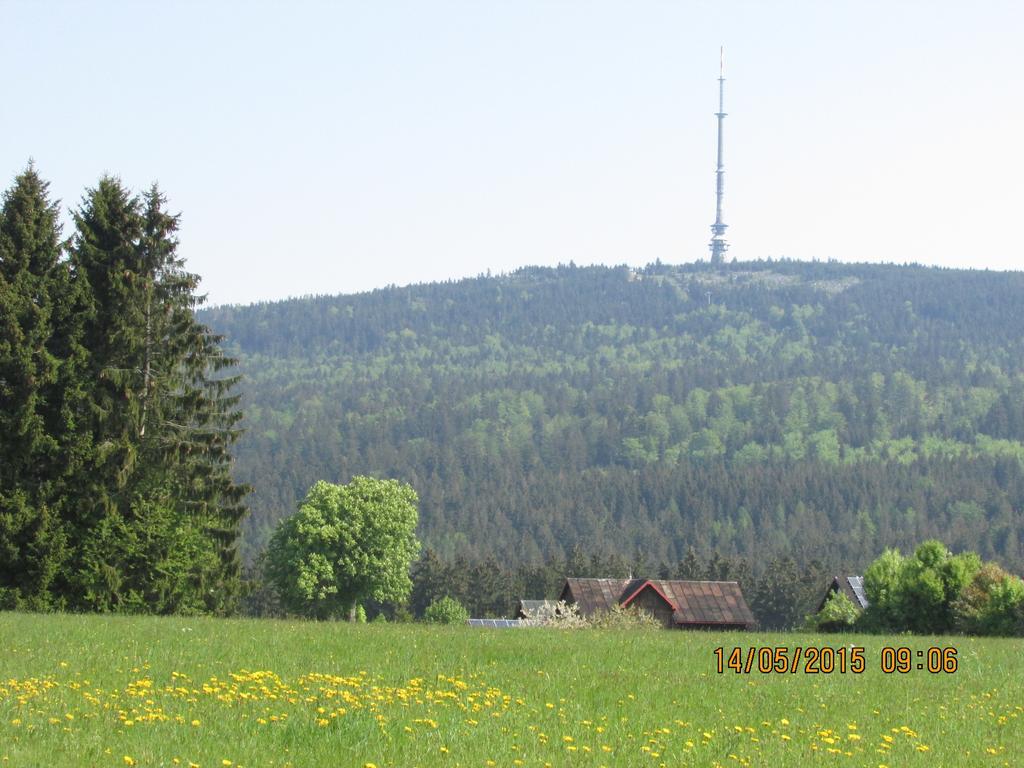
630;589;675;628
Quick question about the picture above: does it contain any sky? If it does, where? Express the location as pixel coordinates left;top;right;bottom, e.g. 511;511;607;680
3;1;1023;306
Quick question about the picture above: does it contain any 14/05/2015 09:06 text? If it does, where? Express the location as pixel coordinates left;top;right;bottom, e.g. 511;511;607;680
713;646;958;674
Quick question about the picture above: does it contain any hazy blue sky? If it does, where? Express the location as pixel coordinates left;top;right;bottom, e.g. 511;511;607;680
3;1;1022;306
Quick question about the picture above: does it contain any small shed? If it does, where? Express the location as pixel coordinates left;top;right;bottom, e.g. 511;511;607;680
817;575;869;612
559;577;755;630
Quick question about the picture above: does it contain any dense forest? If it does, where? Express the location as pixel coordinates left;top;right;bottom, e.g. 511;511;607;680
201;260;1024;581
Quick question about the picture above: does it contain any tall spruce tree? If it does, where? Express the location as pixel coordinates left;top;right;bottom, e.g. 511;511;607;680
68;177;247;613
0;164;82;609
136;184;248;610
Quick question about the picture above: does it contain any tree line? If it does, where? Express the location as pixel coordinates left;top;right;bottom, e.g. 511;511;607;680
248;542;836;632
198;261;1024;576
0;165;246;613
250;534;1024;636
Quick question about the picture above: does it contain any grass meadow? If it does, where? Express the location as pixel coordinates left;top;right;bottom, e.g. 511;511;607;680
0;612;1021;767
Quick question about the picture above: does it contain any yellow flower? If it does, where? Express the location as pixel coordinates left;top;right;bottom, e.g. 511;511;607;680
123;758;135;767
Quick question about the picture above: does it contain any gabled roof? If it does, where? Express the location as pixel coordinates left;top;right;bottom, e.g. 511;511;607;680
822;575;869;610
560;577;755;627
620;580;677;611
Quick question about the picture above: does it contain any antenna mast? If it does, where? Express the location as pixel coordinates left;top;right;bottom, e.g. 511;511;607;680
709;47;728;265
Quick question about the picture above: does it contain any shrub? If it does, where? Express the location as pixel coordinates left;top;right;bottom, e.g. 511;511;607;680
806;590;860;632
424;596;469;625
523;600;658;629
953;563;1024;636
587;604;660;630
522;600;587;629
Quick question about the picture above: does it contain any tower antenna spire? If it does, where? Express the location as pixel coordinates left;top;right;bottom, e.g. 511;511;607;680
709;46;728;265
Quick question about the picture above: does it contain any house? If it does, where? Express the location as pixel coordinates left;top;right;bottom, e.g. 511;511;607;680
817;575;869;612
558;577;755;630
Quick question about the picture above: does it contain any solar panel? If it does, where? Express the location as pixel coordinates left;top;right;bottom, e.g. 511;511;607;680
466;618;529;628
847;576;869;609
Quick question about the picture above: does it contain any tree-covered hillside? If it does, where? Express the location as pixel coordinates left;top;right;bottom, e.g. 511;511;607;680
200;260;1024;575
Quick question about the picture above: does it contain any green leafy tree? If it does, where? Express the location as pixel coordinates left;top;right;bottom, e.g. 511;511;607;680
266;477;420;620
899;540;980;634
862;540;981;634
860;548;906;632
424;596;468;625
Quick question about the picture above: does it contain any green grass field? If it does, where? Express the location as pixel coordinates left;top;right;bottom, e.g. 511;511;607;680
0;613;1020;767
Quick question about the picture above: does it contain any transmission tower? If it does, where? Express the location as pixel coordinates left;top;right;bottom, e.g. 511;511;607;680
709;47;729;265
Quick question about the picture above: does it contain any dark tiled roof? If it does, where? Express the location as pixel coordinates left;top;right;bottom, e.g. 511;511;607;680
560;578;755;627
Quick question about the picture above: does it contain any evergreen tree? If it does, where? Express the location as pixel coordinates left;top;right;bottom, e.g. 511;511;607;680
0;164;79;609
135;185;248;610
68;177;247;613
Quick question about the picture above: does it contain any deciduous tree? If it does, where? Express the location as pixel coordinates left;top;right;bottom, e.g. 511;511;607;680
266;477;420;620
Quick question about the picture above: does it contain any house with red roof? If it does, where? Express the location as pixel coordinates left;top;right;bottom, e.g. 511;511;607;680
559;577;755;630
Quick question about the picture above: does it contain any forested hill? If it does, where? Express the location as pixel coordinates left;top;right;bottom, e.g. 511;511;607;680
199;260;1024;575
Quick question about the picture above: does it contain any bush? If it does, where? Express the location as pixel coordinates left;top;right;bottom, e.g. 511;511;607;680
522;600;657;629
424;596;469;625
953;564;1024;636
806;590;860;632
587;604;660;630
522;600;587;629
